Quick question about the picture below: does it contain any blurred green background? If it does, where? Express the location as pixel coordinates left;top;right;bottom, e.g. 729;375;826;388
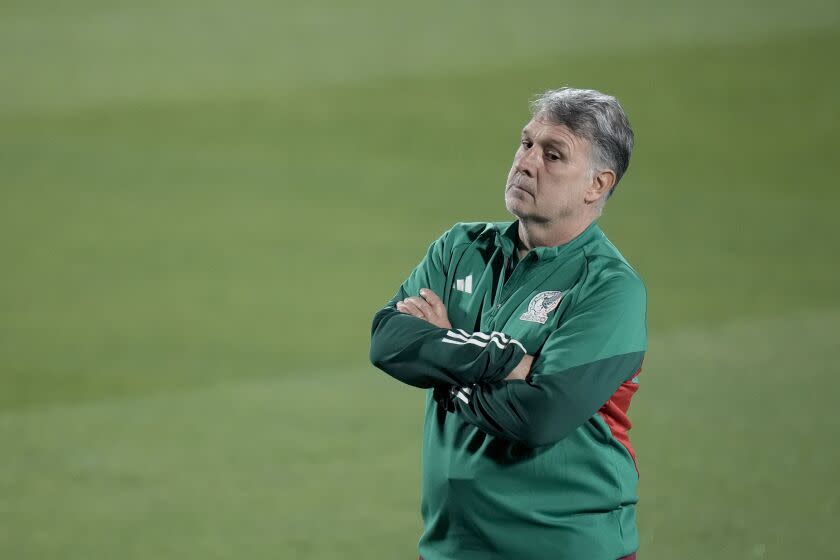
2;1;839;558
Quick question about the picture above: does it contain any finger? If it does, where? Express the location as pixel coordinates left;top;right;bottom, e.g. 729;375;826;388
399;299;427;319
405;296;434;318
396;301;421;317
419;289;446;315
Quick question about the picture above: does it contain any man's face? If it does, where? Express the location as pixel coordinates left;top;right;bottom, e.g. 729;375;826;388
504;116;595;223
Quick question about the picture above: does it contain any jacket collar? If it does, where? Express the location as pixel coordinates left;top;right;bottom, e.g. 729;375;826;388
493;219;602;261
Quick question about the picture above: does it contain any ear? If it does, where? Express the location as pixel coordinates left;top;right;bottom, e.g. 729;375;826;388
584;169;616;205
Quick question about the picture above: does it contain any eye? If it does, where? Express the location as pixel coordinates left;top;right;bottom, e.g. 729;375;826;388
546;151;560;161
520;139;533;149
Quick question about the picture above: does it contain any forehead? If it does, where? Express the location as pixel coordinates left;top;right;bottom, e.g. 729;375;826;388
522;117;589;151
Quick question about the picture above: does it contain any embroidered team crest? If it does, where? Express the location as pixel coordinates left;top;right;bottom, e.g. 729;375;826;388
520;291;564;324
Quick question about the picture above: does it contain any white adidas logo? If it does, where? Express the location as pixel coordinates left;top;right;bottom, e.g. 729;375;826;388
453;274;473;294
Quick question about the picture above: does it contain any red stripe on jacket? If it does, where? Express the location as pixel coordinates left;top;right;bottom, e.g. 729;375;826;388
597;367;642;469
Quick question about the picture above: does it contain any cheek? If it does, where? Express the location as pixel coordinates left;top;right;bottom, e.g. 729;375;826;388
554;166;589;195
569;160;592;185
540;176;577;209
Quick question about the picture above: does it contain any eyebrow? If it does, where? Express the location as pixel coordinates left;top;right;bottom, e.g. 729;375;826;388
522;128;570;153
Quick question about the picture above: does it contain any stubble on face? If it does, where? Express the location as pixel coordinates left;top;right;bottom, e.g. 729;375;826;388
504;117;594;225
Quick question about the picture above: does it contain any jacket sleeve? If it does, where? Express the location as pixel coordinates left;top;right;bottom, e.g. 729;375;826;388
452;263;647;447
369;228;527;389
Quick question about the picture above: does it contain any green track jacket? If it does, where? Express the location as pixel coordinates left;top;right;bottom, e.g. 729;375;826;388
370;220;647;560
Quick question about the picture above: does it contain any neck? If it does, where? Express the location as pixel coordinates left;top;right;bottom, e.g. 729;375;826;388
515;215;595;258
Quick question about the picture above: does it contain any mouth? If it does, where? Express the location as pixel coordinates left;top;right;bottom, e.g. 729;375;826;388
507;183;534;197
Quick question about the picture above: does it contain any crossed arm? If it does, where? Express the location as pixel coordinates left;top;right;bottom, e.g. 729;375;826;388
371;277;646;447
395;288;533;382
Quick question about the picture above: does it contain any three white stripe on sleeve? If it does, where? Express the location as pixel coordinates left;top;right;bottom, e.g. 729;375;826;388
443;329;524;405
442;329;526;354
453;386;472;403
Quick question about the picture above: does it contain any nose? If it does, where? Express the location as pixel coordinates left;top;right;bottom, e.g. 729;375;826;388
514;145;537;178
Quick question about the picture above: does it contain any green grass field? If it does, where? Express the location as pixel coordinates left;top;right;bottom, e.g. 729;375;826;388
2;1;839;558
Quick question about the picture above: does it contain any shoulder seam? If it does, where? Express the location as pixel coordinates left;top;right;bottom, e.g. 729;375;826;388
581;247;642;280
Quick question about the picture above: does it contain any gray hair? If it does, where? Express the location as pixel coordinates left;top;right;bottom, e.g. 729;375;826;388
530;88;634;197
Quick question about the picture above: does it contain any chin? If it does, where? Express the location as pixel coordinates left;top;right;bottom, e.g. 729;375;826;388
505;198;530;220
506;199;553;224
504;196;521;215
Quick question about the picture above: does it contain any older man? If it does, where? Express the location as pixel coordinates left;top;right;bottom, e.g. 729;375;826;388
370;88;645;560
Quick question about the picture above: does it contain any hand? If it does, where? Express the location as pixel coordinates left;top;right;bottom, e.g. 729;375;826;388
396;288;452;329
505;354;533;381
